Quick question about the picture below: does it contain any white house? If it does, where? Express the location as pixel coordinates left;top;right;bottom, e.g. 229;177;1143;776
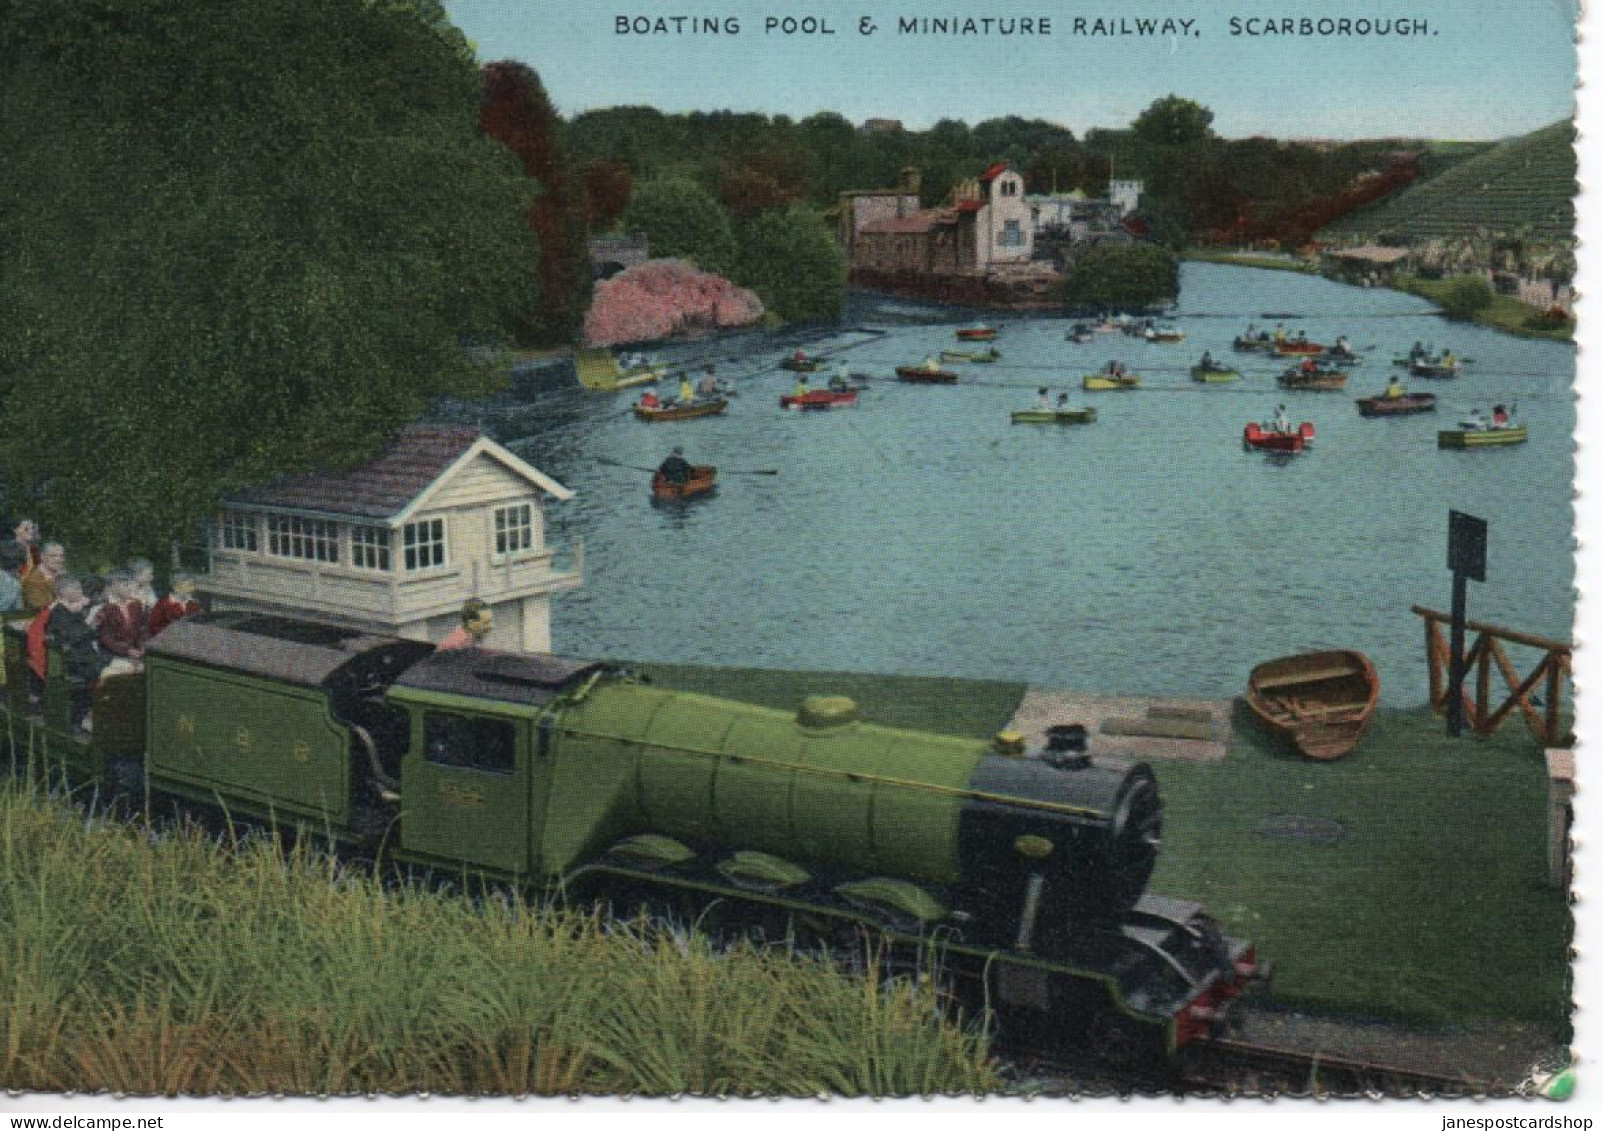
193;426;582;652
1109;179;1144;218
974;162;1033;268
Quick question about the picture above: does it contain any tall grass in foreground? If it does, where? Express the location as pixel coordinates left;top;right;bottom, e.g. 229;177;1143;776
0;782;998;1096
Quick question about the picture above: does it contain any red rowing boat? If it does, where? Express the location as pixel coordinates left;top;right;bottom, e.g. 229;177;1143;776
1243;421;1315;453
651;465;717;501
955;327;998;341
780;389;859;410
1275;340;1326;356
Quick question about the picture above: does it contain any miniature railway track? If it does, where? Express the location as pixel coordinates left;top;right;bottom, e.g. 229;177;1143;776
1181;1035;1498;1096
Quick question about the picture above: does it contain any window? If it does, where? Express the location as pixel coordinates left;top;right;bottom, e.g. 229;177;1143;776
266;516;339;563
350;524;391;571
218;511;258;552
494;504;533;556
1000;220;1024;247
402;518;446;571
424;711;516;775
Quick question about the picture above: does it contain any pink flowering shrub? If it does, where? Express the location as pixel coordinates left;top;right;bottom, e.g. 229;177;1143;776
582;259;765;347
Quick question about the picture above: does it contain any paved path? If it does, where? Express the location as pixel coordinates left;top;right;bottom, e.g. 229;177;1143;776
1004;688;1235;763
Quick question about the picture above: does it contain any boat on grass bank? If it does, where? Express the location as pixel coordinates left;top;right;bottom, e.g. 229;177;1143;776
1356;393;1436;417
634;398;729;422
1243;421;1315;453
1438;425;1527;449
1011;407;1097;425
1246;649;1379;761
651;465;717;501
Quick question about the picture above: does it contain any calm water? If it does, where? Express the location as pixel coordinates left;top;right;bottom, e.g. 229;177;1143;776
462;263;1575;706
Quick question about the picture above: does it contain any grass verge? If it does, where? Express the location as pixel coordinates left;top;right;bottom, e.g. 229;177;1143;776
0;782;997;1096
1184;249;1319;274
1391;275;1573;341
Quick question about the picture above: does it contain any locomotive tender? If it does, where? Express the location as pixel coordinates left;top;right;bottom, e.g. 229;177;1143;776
1;611;1261;1058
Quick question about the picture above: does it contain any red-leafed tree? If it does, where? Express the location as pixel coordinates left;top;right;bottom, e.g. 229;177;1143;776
582;159;633;230
478;61;590;345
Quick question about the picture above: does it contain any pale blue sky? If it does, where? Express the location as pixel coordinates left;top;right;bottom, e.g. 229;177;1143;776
445;0;1576;140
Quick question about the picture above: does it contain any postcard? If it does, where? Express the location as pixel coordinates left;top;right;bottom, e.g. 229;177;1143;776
0;0;1587;1115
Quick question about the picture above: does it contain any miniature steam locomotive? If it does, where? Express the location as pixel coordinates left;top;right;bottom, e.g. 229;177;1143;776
0;611;1262;1061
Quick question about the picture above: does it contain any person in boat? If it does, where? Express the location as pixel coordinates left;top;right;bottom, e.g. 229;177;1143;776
678;373;696;405
1199;351;1217;371
922;354;941;373
829;361;850;392
1460;408;1487;431
1384;376;1406;400
657;446;693;487
638;389;661;410
1440;349;1456;369
794;373;812;398
1273;324;1287;344
1332;335;1353;357
1295;330;1308;345
1036;387;1051;411
1272;404;1291;434
1491;404;1512;429
1409;341;1426;362
696;367;720;398
1057;392;1073;409
1300;357;1318;374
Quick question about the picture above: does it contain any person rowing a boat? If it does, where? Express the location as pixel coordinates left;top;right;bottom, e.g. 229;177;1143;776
922;354;942;373
1037;387;1051;411
657;446;692;487
1491;404;1512;430
696;366;720;398
794;372;811;398
1300;357;1319;374
1199;351;1219;372
1273;324;1287;345
1272;404;1291;434
1440;349;1456;370
638;389;661;410
1460;408;1487;431
678;373;696;405
1385;376;1406;400
1409;341;1427;363
829;361;850;392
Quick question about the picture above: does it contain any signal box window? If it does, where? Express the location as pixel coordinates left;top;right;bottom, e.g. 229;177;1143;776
494;503;533;556
424;711;516;775
403;518;446;571
350;524;391;571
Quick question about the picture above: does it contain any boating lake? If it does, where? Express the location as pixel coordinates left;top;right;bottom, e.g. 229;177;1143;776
451;262;1575;707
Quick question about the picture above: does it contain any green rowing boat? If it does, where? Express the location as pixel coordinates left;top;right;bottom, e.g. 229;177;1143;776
1011;408;1097;425
1437;425;1527;449
1190;365;1239;383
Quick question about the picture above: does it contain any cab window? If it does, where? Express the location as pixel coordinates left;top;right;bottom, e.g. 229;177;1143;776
424;711;516;775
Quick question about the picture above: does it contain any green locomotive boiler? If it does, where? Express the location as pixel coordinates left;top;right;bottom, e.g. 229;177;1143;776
0;611;1262;1059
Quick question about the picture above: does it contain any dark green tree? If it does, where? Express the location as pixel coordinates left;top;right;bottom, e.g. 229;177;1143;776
1063;243;1181;310
0;0;536;562
1131;95;1215;147
1438;276;1495;320
621;178;738;275
733;207;848;324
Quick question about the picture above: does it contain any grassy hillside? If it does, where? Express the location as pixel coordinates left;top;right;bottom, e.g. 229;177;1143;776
1323;121;1575;243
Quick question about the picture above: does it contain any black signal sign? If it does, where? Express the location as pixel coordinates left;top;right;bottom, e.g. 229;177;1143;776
1448;510;1487;582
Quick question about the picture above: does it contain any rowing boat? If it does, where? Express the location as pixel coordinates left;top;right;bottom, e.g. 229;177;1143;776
1437;424;1528;448
896;366;958;384
1233;335;1275;352
940;348;1001;363
1355;392;1436;417
1277;368;1347;391
956;326;999;341
1083;373;1140;391
1275;340;1326;356
634;397;729;422
1011;407;1097;425
1191;365;1239;383
1145;329;1184;343
1410;359;1461;379
1246;649;1379;761
780;357;825;372
1242;422;1315;453
780;389;859;411
652;465;717;501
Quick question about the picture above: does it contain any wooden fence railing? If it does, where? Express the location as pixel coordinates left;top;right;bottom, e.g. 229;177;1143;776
1413;605;1572;746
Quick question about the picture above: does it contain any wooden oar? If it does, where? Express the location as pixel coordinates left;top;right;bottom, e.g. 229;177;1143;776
595;456;778;476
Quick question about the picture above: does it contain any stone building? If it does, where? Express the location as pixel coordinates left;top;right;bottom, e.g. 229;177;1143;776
193;426;582;653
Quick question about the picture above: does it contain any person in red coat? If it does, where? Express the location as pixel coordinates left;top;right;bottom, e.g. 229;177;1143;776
97;570;147;665
147;574;201;639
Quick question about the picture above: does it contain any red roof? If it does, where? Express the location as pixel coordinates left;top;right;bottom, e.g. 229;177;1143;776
979;162;1010;183
230;426;483;520
955;199;983;213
